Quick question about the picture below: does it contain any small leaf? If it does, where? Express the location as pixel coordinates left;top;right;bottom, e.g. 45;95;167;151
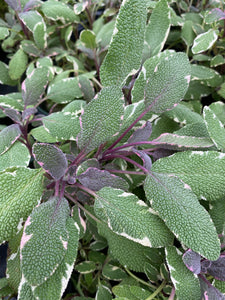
112;284;151;300
96;283;112;300
22;67;49;106
31;126;58;143
33;143;68;180
96;20;116;48
203;106;225;151
199;276;225;300
202;255;225;281
75;261;96;274
182;249;201;274
95;187;173;248
9;48;28;80
192;29;218;54
0;27;9;40
0;61;17;85
132;149;152;171
78;86;124;152
181;20;195;47
209;198;225;234
205;8;225;24
21;197;70;286
102;264;127;281
80;29;97;49
78;75;95;101
144;173;220;260
0;124;21;155
4;0;20;11
74;1;88;15
100;0;147;87
191;64;218;81
166;246;201;300
0;167;44;244
127;121;152;143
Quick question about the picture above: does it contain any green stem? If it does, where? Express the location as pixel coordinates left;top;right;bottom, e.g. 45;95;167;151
145;280;167;300
124;267;156;290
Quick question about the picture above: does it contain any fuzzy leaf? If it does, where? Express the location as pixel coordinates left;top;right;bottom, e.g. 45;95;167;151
203;106;225;151
100;0;146;87
78;86;124;152
209;198;225;234
96;283;112;300
31;126;58;143
22;67;49;106
144;173;220;260
112;284;151;299
181;20;195;47
0;167;44;244
199;277;225;300
202;255;225;281
151;150;225;201
78;75;95;101
0;27;9;40
47;77;82;103
21;197;70;286
19;11;47;49
166;246;201;300
127;121;152;143
0;61;17;85
33;143;68;180
102;264;127;281
182;249;201;274
191;65;218;81
132;149;152;171
80;29;97;49
145;0;170;58
95;187;173;248
9;48;28;80
75;261;96;274
205;8;225;24
4;0;20;11
77;168;129;191
192;29;218;54
0;124;21;155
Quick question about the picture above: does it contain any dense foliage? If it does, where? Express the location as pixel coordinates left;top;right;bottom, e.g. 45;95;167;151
1;0;225;299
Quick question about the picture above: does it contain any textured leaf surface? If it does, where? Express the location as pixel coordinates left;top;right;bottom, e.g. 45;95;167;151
181;20;195;47
192;29;218;54
0;124;21;155
78;86;124;152
166;246;201;300
80;29;96;49
95;187;173;248
33;143;68;180
0;168;44;244
0;141;30;172
199;277;225;300
205;8;225;24
22;67;49;106
112;284;151;299
9;48;28;80
182;249;201;274
31;126;58;143
100;0;146;87
209;198;225;234
0;61;17;85
145;0;170;57
144;173;220;260
96;283;112;300
203;106;225;151
21;197;70;286
127;121;152;143
151;151;225;201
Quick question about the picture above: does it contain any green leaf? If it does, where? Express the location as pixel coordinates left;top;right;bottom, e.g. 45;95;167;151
191;64;218;81
0;141;30;172
78;75;95;101
0;61;17;85
181;20;195;47
209;101;225;124
30;126;58;143
9;48;28;80
75;261;96;274
21;197;70;286
203;106;225;151
102;264;127;281
78;86;124;152
151;150;225;201
0;167;44;244
218;82;225;99
95;187;173;248
80;29;97;49
0;94;24;110
145;0;171;58
47;77;83;103
144;173;220;260
209;197;225;234
100;0;146;87
112;284;151;300
96;20;116;48
166;246;201;300
74;1;88;15
96;283;112;300
19;11;47;49
210;54;225;67
41;1;79;23
205;8;225;24
33;143;68;180
22;67;49;106
0;27;9;40
0;124;21;155
192;29;218;54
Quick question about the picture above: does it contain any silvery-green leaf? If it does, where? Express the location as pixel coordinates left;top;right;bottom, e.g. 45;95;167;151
0;167;44;244
205;8;225;24
95;187;173;248
181;20;195;47
191;65;218;81
0;93;24;111
209;198;225;234
78;75;95;101
18;282;35;300
174;122;209;138
80;29;97;49
76;158;99;176
22;67;49;106
182;249;201;275
96;20;116;48
9;48;28;80
96;283;112;300
145;173;220;260
211;54;225;67
151;151;225;201
31;126;58;143
203;106;225;151
112;284;151;300
0;27;9;40
23;0;42;12
75;261;96;274
0;141;30;172
102;264;127;281
62;99;86;114
78;86;124;152
41;1;79;23
47;77;82;103
0;124;21;155
42;111;81;141
21;197;70;286
192;29;218;54
33;143;68;180
185;81;211;100
74;1;88;15
145;0;170;58
166;246;201;300
100;0;146;87
19;11;47;49
218;82;225;99
0;61;17;86
21;40;41;56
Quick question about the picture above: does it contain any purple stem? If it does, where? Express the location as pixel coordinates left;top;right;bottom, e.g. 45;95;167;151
168;287;176;300
75;182;97;197
107;169;145;175
104;141;155;155
54;181;60;197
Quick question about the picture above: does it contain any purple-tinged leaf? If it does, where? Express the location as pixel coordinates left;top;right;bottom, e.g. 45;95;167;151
132;149;152;171
127;121;152;144
205;8;225;24
202;255;225;281
4;108;21;123
199;276;225;300
77;167;129;191
183;249;201;274
22;107;37;121
4;0;20;11
32;143;68;180
0;124;21;155
201;260;212;274
151;149;175;161
23;0;41;12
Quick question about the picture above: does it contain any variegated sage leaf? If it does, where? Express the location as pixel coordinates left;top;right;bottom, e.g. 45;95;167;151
144;173;220;260
20;197;70;286
192;29;218;54
182;249;201;275
166;246;201;300
94;187;173;248
9;48;28;80
0;167;44;244
0;124;21;155
100;0;146;87
151;151;225;201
